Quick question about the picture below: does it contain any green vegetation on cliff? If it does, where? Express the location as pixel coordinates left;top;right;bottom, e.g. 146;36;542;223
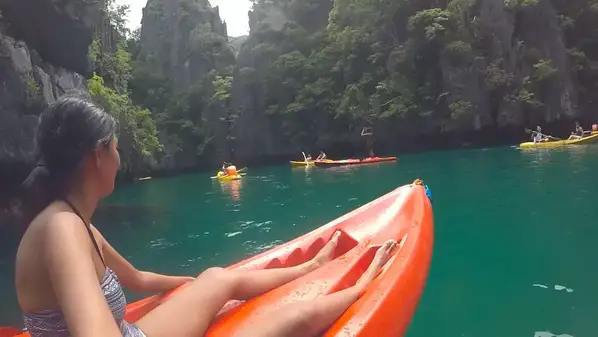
87;0;161;176
85;0;598;169
126;0;237;169
229;0;598;156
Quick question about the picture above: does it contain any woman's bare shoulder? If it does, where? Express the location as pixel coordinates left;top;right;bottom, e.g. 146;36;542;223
25;203;91;250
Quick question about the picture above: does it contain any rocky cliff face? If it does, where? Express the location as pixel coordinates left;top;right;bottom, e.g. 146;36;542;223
0;2;95;168
1;0;98;76
440;0;576;134
229;0;589;158
0;1;97;224
230;0;334;162
138;0;232;93
131;0;237;169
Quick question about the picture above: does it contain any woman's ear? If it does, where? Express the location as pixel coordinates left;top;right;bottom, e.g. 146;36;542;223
93;146;105;168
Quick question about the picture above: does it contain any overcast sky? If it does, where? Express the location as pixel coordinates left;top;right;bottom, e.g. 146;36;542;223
115;0;251;37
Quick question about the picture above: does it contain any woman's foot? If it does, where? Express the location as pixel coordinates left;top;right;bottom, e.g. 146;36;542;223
309;231;342;270
355;240;397;292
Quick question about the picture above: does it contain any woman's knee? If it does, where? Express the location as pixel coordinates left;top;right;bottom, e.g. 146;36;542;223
194;267;239;293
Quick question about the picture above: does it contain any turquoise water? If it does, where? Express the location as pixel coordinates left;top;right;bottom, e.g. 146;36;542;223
1;146;598;336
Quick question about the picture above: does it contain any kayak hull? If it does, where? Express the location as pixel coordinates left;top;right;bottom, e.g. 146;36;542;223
216;173;242;181
314;156;397;167
519;133;598;148
1;181;433;337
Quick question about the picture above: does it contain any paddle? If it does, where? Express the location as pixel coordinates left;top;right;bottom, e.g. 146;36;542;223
524;128;561;141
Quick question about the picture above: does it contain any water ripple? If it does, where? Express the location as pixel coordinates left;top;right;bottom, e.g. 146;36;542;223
148;238;179;250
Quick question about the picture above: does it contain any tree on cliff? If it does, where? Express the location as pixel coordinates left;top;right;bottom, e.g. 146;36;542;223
88;0;162;176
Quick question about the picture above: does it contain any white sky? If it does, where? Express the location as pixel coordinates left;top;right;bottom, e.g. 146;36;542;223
116;0;251;37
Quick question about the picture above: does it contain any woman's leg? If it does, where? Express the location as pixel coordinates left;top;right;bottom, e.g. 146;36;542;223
233;239;398;337
136;231;342;337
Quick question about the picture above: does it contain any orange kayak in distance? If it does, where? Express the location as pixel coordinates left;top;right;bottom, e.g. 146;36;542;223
1;179;433;337
313;156;397;167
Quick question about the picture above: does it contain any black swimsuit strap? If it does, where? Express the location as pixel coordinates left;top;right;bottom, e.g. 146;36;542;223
62;198;106;267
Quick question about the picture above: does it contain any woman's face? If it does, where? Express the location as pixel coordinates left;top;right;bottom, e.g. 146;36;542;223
94;136;121;198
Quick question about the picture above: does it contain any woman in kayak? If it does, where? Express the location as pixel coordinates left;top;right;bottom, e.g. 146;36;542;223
12;97;397;337
568;121;584;140
532;126;547;143
316;151;327;160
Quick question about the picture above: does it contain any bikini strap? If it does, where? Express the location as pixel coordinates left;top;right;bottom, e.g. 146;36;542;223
62;198;106;267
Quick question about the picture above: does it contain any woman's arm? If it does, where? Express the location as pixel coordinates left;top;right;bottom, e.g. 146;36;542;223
43;214;122;337
95;227;194;293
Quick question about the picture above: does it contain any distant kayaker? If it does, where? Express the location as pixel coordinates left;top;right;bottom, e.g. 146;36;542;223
568;121;584;140
532;126;546;143
316;151;327;160
9;97;398;337
221;162;237;176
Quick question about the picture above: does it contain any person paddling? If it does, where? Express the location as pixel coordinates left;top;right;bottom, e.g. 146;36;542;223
567;121;584;140
532;126;547;143
316;151;327;160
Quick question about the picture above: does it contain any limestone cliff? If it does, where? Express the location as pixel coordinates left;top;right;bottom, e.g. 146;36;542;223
228;0;593;158
131;0;236;169
230;0;334;163
0;1;98;224
439;0;577;134
137;0;233;93
0;1;96;170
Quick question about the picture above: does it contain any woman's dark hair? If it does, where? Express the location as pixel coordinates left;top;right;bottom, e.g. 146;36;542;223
15;97;117;227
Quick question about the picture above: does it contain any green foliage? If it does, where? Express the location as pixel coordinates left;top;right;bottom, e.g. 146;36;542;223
212;75;233;101
87;0;162;174
88;74;161;169
484;60;514;90
24;74;41;101
449;100;473;120
504;0;539;11
532;59;558;82
408;9;452;41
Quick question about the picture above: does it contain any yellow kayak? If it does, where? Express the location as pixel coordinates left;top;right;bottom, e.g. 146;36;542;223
290;159;335;166
290;160;315;166
519;132;598;148
215;171;242;181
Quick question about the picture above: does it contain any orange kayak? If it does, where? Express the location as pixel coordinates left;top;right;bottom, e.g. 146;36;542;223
313;156;397;167
1;179;433;337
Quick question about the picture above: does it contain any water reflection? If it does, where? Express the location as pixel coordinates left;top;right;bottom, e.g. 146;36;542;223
519;147;554;165
219;179;243;201
291;165;314;182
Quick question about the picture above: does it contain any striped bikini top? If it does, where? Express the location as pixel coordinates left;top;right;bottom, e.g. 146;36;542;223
22;199;130;336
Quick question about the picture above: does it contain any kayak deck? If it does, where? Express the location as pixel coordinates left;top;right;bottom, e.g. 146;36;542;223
1;181;433;337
